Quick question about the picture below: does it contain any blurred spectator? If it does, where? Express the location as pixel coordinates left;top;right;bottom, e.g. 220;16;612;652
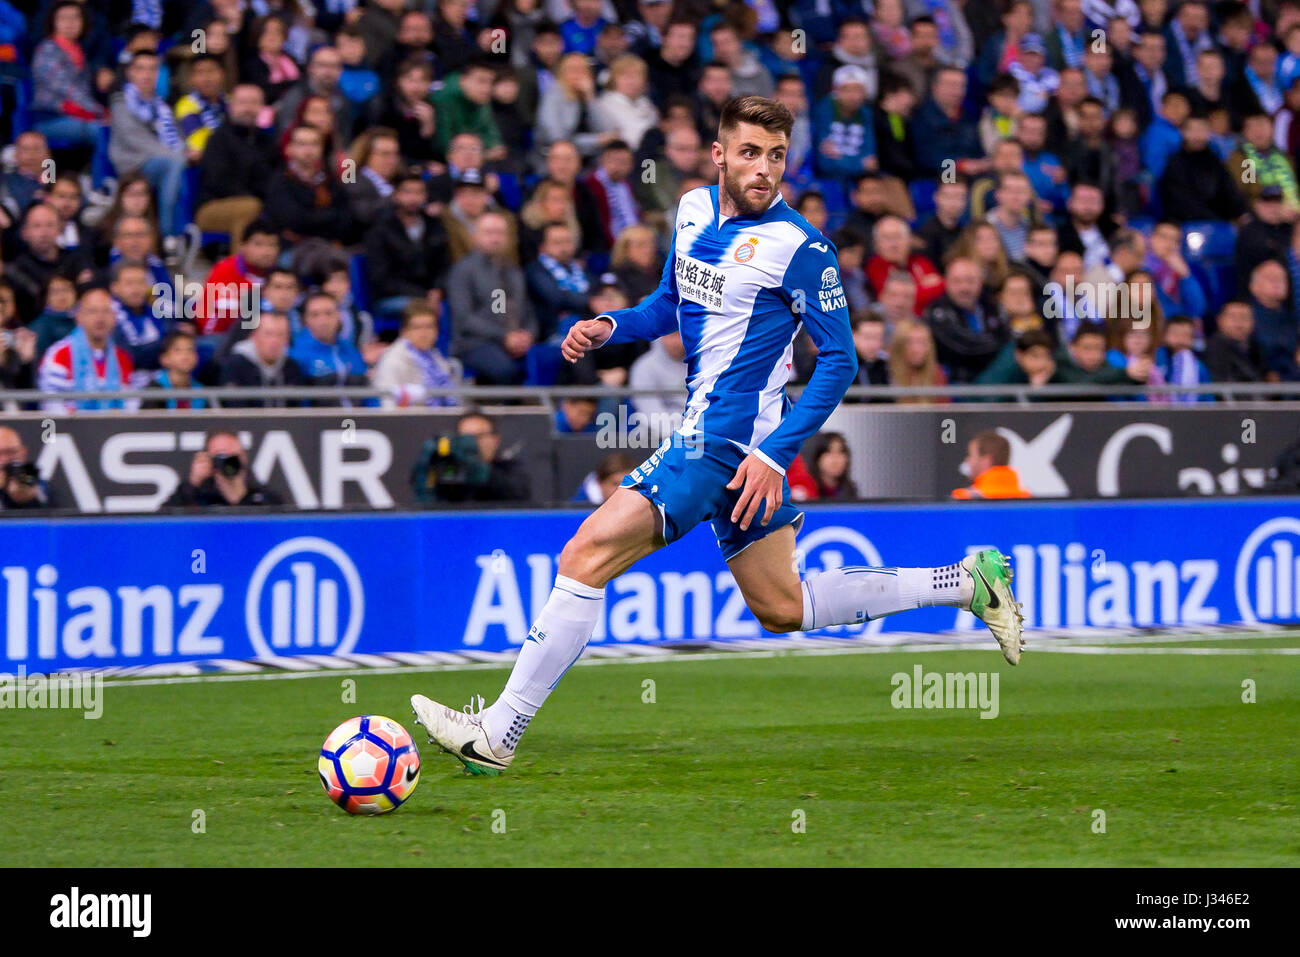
38;288;141;413
583;140;641;248
978;74;1022;157
801;431;860;500
832;227;871;312
872;75;921;191
646;20;699;108
103;214;168;289
1145;221;1207;320
849;313;890;393
365;173;451;317
1158;114;1248;224
30;2;105;152
1228;112;1299;213
9;203;92;324
594;54;658;151
888;318;948;403
997;268;1046;338
535;52;612;166
175;55;229;156
29;274;78;362
266;123;357;276
276;45;353;149
290;291;368;396
1204;300;1267;383
345;127;402;222
109;261;167;370
926;256;1008;383
694;61;735;146
526;222;592;342
986;170;1036;262
917;177;969;267
1106;312;1166;401
814;64;878;181
447;210;537;385
867;215;944;312
433;58;505;160
1155;314;1212;402
218;311;307;407
336;25;381;111
556;395;599;434
974;327;1057;393
952;430;1031;499
0;281;35;391
796;190;829;233
912;66;986;176
166;429;283;507
141;330;211;409
0;425;50;510
200;220;281;336
1057;181;1115;272
378;57;438;166
574;451;640;505
1236;189;1294;289
611;224;663;303
948;221;1011;295
91;172;160;267
628;331;686;427
241;15;300;106
370;302;461;408
710;22;773;98
1248;259;1300;380
814;18;879;100
195;82;274;247
454;410;531;501
109;51;189;240
442;167;518;263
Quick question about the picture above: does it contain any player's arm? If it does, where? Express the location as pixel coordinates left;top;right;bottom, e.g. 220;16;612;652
756;239;858;473
563;230;680;361
729;239;857;531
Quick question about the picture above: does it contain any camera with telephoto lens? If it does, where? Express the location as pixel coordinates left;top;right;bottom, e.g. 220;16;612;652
413;434;490;502
211;453;244;478
4;461;38;487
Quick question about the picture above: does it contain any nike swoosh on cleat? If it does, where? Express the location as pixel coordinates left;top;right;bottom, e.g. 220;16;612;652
973;566;1001;610
460;740;507;768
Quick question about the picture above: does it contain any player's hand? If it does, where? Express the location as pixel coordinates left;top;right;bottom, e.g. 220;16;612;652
561;318;613;362
727;454;783;532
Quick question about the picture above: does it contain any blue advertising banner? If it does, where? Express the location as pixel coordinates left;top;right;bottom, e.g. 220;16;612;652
1;499;1298;671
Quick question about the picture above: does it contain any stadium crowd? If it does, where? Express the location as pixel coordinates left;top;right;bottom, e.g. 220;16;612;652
0;0;1298;418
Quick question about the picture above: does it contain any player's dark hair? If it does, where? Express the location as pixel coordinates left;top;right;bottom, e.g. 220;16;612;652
718;95;794;142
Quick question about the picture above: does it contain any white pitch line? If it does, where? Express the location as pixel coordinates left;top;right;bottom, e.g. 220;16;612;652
92;639;1300;689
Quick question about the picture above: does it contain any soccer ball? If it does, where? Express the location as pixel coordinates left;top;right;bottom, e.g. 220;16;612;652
318;715;421;814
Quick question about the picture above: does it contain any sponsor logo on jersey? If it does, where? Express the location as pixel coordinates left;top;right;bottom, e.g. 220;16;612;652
675;253;727;309
820;266;839;289
817;265;847;311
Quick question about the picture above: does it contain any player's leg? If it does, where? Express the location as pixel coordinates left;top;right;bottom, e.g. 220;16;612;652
728;525;1024;662
412;487;663;774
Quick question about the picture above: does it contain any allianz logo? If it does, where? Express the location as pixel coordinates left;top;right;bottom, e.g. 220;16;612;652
0;537;363;663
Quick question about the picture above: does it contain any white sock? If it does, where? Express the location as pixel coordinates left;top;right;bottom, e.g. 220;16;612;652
800;563;971;630
483;574;604;753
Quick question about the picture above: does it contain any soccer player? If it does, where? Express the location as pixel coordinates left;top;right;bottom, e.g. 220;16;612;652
412;96;1024;775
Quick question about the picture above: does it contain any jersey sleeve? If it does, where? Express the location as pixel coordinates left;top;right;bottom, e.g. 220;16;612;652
754;238;858;474
597;226;680;345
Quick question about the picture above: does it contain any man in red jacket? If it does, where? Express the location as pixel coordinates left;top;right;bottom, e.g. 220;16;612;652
866;214;945;313
199;221;280;335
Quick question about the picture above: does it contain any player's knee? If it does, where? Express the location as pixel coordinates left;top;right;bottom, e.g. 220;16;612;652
558;528;609;583
752;596;803;634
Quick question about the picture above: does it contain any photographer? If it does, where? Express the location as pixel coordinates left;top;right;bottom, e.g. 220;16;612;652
411;412;531;503
0;427;49;510
166;429;283;508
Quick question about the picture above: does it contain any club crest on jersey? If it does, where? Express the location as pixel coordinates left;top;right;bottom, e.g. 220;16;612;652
734;237;758;262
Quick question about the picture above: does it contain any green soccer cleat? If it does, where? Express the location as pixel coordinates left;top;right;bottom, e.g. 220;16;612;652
961;550;1026;665
411;694;513;776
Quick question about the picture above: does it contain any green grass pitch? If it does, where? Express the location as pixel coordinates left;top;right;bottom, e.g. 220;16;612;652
3;638;1297;866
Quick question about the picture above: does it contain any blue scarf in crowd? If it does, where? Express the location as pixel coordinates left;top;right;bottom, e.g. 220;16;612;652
403;339;456;407
124;82;182;152
68;326;124;410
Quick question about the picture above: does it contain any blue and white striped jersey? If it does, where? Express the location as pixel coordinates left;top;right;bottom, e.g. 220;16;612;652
599;185;857;474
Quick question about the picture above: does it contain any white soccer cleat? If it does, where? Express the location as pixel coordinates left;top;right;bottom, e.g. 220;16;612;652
410;693;513;776
961;550;1026;665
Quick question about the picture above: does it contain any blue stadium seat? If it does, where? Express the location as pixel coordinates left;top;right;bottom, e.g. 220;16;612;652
349;253;371;312
92;123;115;188
437;298;451;356
910;179;938;221
1182;221;1236;261
495;171;523;211
525;342;562;386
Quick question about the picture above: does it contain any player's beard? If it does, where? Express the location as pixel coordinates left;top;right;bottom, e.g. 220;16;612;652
721;161;777;217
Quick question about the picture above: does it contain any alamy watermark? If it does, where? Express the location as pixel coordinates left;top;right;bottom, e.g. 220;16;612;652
0;666;103;719
1044;276;1152;328
891;665;999;719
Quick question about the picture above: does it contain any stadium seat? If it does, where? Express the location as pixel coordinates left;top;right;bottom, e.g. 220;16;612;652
1182;221;1236;262
495;171;523;211
525;342;562;386
910;179;938;222
349;253;371;313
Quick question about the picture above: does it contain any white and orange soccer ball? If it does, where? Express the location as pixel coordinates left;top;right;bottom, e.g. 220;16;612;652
318;715;421;814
